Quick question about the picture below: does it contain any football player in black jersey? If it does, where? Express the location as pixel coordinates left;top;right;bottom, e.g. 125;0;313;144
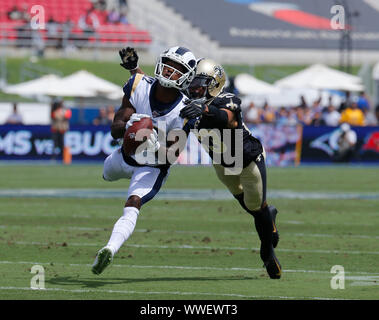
119;48;281;279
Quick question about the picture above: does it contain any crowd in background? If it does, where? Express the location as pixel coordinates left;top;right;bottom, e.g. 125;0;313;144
92;105;115;126
243;91;379;127
7;0;130;55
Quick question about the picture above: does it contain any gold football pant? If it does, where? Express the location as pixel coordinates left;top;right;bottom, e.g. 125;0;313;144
213;151;266;212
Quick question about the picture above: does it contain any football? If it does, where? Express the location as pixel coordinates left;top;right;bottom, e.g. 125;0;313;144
123;117;154;156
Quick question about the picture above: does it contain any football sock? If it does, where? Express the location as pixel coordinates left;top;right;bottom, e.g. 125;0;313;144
106;206;139;254
233;193;254;216
254;206;274;262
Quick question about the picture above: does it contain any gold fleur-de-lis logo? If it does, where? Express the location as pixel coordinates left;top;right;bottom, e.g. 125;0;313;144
214;66;223;78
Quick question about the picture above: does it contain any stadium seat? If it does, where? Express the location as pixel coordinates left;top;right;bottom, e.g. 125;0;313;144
0;0;152;47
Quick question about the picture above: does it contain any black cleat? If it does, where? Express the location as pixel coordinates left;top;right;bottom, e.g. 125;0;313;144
264;254;282;279
269;206;280;248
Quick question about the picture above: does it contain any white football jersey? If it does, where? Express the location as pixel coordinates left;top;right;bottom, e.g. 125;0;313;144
122;73;187;166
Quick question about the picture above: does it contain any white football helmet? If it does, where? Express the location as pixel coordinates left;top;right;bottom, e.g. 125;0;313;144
155;46;197;91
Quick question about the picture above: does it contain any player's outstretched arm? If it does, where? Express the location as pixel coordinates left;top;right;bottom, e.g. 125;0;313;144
119;47;145;76
111;95;136;139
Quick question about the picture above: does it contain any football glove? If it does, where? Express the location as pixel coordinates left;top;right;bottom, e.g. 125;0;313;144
125;113;150;130
179;100;206;119
146;129;160;152
119;47;139;70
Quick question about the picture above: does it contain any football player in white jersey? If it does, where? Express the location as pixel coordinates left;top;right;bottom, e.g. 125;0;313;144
91;46;197;275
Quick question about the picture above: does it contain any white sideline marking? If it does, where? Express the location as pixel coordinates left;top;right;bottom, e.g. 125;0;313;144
0;212;376;228
0;286;351;300
0;188;378;200
7;241;379;255
1;260;379;275
1;224;378;240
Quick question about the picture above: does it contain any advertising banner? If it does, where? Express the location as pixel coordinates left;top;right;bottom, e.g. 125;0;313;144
1;124;378;164
0;124;301;166
0;125;117;161
300;125;379;163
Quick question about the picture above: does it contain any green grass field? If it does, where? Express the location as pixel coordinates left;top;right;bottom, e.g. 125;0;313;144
0;164;378;300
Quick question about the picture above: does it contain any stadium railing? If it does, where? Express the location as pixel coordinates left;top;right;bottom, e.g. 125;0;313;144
0;22;152;49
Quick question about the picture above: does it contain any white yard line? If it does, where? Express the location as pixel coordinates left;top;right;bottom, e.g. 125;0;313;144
6;241;379;255
0;188;378;200
0;224;378;240
1;260;379;275
0;286;350;300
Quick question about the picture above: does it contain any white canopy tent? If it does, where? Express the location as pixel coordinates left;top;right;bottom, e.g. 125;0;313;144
234;73;280;95
59;70;123;100
2;70;123;99
274;64;365;92
3;74;95;97
241;87;343;110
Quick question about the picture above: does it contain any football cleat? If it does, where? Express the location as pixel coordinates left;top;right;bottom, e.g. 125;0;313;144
263;253;282;279
269;206;280;248
91;247;114;275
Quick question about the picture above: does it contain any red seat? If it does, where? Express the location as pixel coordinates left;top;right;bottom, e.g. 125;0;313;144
0;0;151;46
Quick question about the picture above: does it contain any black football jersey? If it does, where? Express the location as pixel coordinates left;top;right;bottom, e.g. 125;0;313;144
193;91;263;168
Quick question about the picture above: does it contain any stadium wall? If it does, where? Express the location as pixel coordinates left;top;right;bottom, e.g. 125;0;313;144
128;0;379;65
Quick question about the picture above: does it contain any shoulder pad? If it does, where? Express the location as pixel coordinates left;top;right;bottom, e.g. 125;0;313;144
122;73;145;99
211;92;241;111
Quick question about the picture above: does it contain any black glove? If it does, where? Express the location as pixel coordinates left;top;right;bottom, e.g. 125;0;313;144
119;47;139;70
180;100;206;119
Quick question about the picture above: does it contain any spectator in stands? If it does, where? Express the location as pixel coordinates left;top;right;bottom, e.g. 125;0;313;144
309;110;325;126
333;123;358;163
339;101;365;126
260;102;276;123
51;99;72;160
302;107;313;125
323;103;341;126
7;6;23;20
106;105;115;123
15;18;32;48
276;107;290;126
31;29;45;58
119;13;129;25
244;102;260;125
375;105;379;124
363;108;378;126
93;107;111;126
356;91;370;114
107;9;120;24
287;108;298;126
7;4;30;21
356;92;376;126
339;91;352;113
5;103;23;125
298;95;308;109
61;19;75;50
294;106;305;125
46;17;60;48
78;7;100;35
309;97;323;122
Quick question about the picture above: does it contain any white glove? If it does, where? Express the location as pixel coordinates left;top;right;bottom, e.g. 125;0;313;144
125;113;151;130
146;129;160;152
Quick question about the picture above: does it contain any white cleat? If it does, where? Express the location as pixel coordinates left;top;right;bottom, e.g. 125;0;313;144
91;247;114;275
